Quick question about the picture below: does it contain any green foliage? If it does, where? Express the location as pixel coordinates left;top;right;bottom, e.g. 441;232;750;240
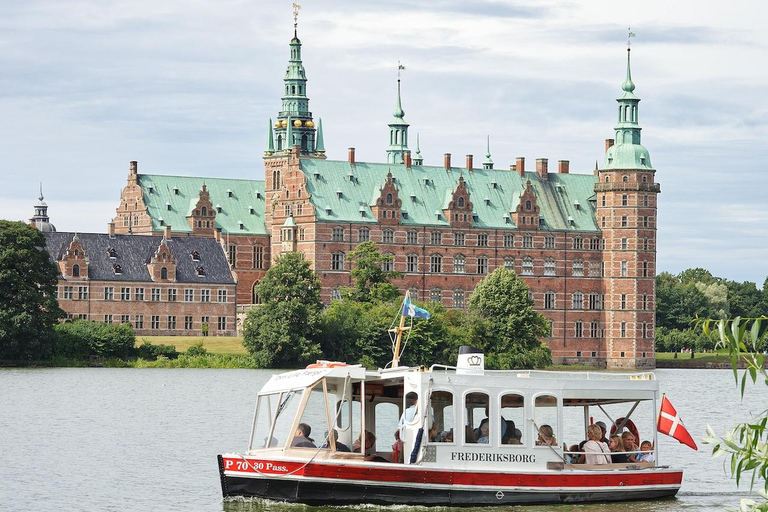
54;320;136;359
136;340;178;360
655;326;718;352
243;252;323;367
185;341;207;356
347;242;402;302
319;300;395;367
0;221;64;360
701;317;768;512
467;268;551;369
131;353;261;369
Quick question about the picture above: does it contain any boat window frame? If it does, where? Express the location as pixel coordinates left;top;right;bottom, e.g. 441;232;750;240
461;389;492;446
249;387;305;452
427;388;456;445
292;380;336;450
531;391;562;451
497;389;527;449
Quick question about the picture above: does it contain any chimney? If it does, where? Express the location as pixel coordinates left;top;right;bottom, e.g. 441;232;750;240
510;164;516;172
163;225;172;240
348;147;356;165
129;161;138;175
214;229;221;243
605;138;615;151
404;150;412;168
536;158;549;180
516;157;525;177
558;160;570;174
107;222;115;238
466;154;473;172
444;153;452;170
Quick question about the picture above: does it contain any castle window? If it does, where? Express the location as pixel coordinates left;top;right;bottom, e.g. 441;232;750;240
622;194;628;206
196;266;206;277
572;292;584;310
590;238;600;250
453;255;465;274
621;216;628;227
601;194;606;206
358;228;370;242
642;261;650;277
525;200;532;211
642;294;648;310
544;235;554;249
477;256;488;275
621;322;627;337
477;233;488;247
406;254;418;273
642;175;648;183
601;216;606;228
291;85;296;94
643;238;650;251
622;175;629;183
331;252;345;271
108;248;117;259
454;232;465;246
253;246;264;269
572;237;583;250
503;234;514;247
642;322;648;339
453;290;465;309
575;321;583;338
572;260;584;277
621;238;628;250
521;257;533;275
191;251;200;261
544;291;555;309
430;288;442;303
382;229;394;244
544;258;555;276
430;254;443;273
407;230;418;244
159;267;168;280
381;253;394;272
386;193;393;205
605;176;610;182
589;293;601;310
523;235;533;248
621;261;627;277
503;257;515;271
201;207;207;216
72;264;80;277
590;321;600;338
643;195;649;207
457;197;465;208
430;232;441;245
331;226;344;242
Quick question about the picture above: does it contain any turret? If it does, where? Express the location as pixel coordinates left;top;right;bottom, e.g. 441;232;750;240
387;65;410;164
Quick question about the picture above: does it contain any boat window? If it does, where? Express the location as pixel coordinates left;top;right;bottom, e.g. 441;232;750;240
464;392;490;444
534;394;559;448
500;393;525;446
429;391;454;443
375;401;400;452
335;396;361;454
251;390;302;450
294;383;330;449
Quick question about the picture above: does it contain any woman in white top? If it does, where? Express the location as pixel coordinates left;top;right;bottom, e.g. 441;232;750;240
580;424;611;464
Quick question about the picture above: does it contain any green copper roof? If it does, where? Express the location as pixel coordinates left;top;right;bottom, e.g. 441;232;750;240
300;159;599;232
137;174;267;235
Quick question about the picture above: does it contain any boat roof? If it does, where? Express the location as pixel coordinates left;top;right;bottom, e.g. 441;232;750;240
260;365;367;394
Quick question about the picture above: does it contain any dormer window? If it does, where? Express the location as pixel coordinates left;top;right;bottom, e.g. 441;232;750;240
216;205;222;213
113;264;122;275
196;266;206;277
148;186;154;193
622;175;629;183
227;189;233;197
72;264;80;277
492;180;498;189
166;202;172;211
457;197;465;208
337;190;343;198
191;251;200;262
386;193;393;205
256;191;262;199
201;206;208;216
238;221;244;230
484;197;490;205
160;267;167;279
159;218;165;226
107;248;117;259
525;200;532;211
173;187;179;195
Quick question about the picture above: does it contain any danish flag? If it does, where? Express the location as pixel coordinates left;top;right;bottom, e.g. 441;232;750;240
657;395;697;450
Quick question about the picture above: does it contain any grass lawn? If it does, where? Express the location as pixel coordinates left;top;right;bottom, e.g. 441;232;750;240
656;350;731;364
136;336;248;355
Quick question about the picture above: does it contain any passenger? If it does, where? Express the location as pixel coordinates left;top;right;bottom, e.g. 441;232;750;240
398;397;418;437
580;424;610;464
443;429;454;443
477;420;490;444
474;407;508;440
565;443;582;464
291;423;316;448
322;429;350;452
595;421;609;443
429;422;441;442
465;425;477;444
609;434;629;463
352;430;381;461
636;440;655;463
391;430;404;463
621;431;639;462
536;424;557;446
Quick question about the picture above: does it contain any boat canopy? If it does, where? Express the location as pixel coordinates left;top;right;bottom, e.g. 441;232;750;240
259;365;367;395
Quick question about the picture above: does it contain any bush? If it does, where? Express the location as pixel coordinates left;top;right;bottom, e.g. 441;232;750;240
185;341;208;356
136;340;178;360
54;320;136;359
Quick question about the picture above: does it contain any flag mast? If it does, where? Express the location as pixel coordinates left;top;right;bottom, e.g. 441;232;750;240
389;290;412;368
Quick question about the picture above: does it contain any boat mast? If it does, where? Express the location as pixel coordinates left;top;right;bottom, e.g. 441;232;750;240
389;290;412;368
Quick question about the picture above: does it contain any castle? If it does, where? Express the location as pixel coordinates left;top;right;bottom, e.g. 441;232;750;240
46;14;659;368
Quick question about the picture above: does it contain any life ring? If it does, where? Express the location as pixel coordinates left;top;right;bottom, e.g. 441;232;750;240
610;417;639;442
306;360;348;369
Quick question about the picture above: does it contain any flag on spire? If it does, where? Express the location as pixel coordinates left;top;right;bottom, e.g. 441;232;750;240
657;395;697;450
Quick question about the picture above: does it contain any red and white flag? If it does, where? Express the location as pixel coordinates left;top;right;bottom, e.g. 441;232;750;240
657;395;697;450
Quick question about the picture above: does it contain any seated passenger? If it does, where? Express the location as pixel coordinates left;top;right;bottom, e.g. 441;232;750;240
477;419;490;444
580;424;610;464
391;430;404;463
429;423;441;442
443;429;454;443
636;440;655;463
595;421;609;443
621;431;639;462
536;424;557;446
465;425;477;444
291;423;316;448
609;434;629;463
322;429;350;452
502;420;516;444
353;430;382;461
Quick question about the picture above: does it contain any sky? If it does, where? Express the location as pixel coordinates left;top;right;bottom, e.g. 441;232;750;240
1;0;766;285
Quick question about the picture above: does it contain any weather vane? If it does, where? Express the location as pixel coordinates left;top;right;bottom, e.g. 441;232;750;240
627;27;636;49
398;61;405;80
293;3;302;29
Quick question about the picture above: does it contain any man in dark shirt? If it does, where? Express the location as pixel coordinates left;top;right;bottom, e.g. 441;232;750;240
291;423;316;448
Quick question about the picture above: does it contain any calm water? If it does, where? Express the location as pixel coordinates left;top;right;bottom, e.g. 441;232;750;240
0;367;765;512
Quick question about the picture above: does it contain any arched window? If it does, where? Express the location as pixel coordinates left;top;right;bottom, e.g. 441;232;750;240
534;394;558;448
453;254;465;274
201;206;207;216
252;282;260;304
301;134;308;152
277;134;283;151
386;193;393;205
525;200;532;210
465;392;490;444
72;264;80;277
457;197;465;208
161;267;168;280
291;85;296;94
622;175;629;183
430;254;443;273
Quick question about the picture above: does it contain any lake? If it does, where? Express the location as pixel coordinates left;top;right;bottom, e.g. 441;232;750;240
0;367;764;512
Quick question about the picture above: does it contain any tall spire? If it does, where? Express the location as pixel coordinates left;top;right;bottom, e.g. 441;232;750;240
387;62;410;164
483;135;494;169
413;132;423;166
285;114;294;152
265;118;274;155
315;117;325;154
30;183;56;232
601;34;653;171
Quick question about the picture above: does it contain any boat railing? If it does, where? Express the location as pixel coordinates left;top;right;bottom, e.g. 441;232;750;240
429;365;655;381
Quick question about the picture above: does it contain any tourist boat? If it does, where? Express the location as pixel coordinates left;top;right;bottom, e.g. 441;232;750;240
218;300;683;506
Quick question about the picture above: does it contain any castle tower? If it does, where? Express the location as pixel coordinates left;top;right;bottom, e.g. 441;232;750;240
387;67;410;164
30;183;57;232
596;45;660;368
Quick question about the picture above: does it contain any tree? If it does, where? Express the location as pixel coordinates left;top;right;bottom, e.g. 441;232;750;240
243;252;323;367
0;221;64;360
702;317;768;512
467;268;551;369
656;272;711;330
346;242;401;302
